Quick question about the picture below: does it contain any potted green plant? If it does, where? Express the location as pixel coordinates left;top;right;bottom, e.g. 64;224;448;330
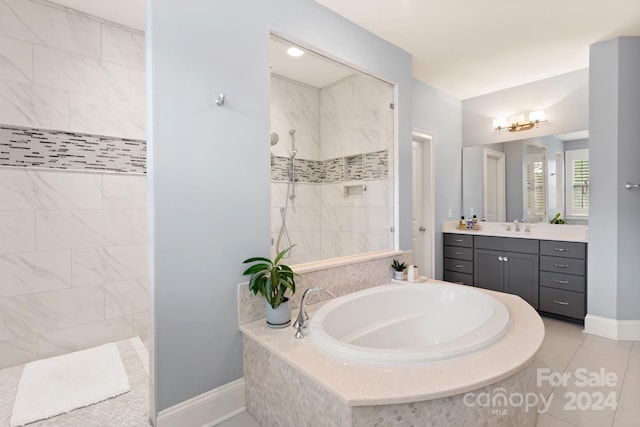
242;245;298;328
550;213;566;224
391;259;407;280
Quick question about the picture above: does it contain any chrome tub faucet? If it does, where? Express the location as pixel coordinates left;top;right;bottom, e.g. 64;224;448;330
293;286;334;339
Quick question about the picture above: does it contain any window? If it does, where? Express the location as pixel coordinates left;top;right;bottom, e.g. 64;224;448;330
565;149;589;217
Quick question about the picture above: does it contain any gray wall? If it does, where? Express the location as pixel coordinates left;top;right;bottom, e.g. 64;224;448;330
589;36;640;321
412;78;462;280
148;0;413;414
462;69;589;147
462;145;484;218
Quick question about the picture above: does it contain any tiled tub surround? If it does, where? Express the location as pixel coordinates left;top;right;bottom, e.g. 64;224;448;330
0;0;145;140
270;72;394;264
0;167;148;368
237;250;411;326
240;282;544;426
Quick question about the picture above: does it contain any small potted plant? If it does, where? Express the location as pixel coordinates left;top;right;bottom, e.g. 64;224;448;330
242;245;298;328
391;259;407;280
550;213;566;224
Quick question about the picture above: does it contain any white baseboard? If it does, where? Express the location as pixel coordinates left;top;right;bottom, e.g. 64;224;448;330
156;378;245;427
584;315;640;340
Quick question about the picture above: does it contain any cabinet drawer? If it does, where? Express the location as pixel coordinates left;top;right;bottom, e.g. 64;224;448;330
540;240;586;259
540;256;586;276
444;233;473;248
443;271;473;286
539;287;585;319
444;246;473;261
444;258;473;275
540;271;586;293
474;236;538;254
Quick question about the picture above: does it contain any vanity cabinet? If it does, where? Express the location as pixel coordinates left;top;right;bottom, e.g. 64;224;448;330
473;236;539;308
538;240;587;320
442;232;587;321
443;233;474;285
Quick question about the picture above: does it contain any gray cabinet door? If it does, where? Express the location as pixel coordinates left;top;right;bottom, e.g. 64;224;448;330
474;249;504;292
504;251;539;309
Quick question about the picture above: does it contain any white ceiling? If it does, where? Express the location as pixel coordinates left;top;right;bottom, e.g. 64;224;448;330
49;0;640;99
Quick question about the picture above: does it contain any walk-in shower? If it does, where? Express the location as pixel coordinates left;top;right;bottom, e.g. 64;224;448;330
275;129;297;257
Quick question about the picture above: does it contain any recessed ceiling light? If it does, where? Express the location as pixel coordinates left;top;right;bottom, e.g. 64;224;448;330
287;47;305;57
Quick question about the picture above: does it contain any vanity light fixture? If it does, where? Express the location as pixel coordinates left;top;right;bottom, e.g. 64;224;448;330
287;46;305;57
493;111;548;133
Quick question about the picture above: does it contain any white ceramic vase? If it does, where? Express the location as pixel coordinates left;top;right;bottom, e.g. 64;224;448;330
393;270;404;280
265;298;291;328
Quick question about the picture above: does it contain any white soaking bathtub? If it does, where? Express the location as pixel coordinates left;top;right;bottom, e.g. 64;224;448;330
308;282;511;365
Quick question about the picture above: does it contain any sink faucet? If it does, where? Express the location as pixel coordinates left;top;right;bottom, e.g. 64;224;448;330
514;219;520;232
293;286;334;339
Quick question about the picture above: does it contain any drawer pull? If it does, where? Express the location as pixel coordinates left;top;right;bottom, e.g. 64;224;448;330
454;239;463;242
554;248;570;252
554;263;570;268
553;279;570;284
454;281;464;285
455;265;464;269
455;252;463;255
553;299;569;305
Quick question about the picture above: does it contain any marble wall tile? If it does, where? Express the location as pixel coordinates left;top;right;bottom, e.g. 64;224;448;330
0;210;34;254
0;334;37;369
352;72;393;101
70;92;146;140
36;209;132;250
129;68;145;104
133;311;148;340
0;284;104;339
131;209;148;244
0;168;102;210
0;35;32;83
0;0;101;58
101;23;145;69
103;173;147;209
34;45;130;100
105;278;148;318
37;314;133;359
0;80;69;129
71;244;146;286
0;250;70;297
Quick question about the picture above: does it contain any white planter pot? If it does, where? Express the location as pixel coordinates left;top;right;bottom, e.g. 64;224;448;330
266;298;291;328
393;270;405;280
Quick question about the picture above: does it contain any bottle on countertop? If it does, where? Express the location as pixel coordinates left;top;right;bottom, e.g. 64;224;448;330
459;216;466;229
472;215;479;230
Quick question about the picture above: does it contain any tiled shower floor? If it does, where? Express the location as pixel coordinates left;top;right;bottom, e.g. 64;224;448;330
0;339;150;427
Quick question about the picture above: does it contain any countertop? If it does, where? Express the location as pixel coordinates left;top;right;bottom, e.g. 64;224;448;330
442;221;588;243
239;280;545;406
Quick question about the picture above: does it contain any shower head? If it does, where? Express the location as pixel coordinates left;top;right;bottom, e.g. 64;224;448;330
270;132;279;146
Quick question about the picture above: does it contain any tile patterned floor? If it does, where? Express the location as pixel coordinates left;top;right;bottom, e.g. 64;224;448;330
0;317;638;427
0;339;150;427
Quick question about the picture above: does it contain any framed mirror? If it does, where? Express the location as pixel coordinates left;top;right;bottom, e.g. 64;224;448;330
269;34;396;264
462;130;589;224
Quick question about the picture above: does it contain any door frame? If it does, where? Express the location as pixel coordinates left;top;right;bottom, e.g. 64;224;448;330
483;148;506;222
412;130;435;278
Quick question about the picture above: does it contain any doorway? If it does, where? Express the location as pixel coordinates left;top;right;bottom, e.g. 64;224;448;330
483;148;506;222
412;132;435;278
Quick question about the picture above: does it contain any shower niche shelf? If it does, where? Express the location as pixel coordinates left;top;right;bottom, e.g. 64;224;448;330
344;181;366;198
344;154;363;181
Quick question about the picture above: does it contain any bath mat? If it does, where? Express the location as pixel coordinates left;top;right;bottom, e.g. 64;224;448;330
10;343;130;427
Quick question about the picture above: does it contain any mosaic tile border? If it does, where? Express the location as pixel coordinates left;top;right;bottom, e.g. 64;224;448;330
0;125;146;174
271;149;387;183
